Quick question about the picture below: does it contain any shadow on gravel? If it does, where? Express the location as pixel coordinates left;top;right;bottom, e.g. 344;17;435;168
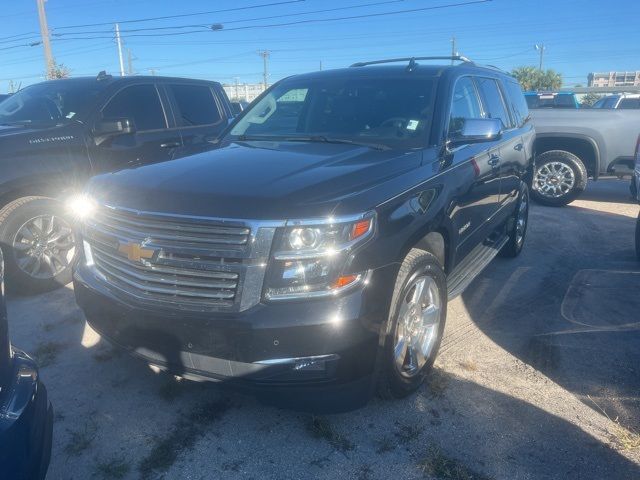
6;284;640;479
577;177;635;204
460;183;640;443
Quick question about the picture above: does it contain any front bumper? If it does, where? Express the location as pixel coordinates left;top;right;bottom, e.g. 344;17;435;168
0;350;53;480
74;263;396;410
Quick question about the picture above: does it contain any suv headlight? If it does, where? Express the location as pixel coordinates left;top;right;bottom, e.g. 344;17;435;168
264;213;374;300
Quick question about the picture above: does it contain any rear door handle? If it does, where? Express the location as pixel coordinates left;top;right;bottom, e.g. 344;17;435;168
488;154;500;166
160;141;181;148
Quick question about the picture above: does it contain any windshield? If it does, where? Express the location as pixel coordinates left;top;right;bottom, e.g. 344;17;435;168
0;81;102;126
228;75;436;149
525;93;577;109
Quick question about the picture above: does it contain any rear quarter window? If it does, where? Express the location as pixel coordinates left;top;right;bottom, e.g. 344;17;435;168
503;81;529;127
169;84;222;127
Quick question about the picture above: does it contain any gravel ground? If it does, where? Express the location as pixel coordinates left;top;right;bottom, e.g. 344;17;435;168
7;178;640;480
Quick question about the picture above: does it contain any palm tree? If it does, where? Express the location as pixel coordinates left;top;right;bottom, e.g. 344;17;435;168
510;66;562;91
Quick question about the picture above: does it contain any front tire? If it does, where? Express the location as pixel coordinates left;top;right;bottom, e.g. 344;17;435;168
500;183;529;258
531;150;587;207
0;197;77;294
378;249;447;399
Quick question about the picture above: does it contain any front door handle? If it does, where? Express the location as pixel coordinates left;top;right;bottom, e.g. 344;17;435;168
488;154;500;167
160;141;181;148
514;143;523;151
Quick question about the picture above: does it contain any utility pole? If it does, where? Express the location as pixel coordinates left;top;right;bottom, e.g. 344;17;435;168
258;50;270;91
8;80;15;94
36;0;54;79
127;49;134;75
535;43;545;70
450;36;457;64
234;77;239;100
115;23;125;76
319;60;323;71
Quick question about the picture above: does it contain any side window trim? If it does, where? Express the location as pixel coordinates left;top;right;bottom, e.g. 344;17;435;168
99;83;170;133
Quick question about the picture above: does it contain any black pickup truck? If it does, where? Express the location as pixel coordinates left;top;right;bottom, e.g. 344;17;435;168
73;57;535;410
0;73;233;292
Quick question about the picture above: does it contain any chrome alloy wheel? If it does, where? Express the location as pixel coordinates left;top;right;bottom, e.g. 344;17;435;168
12;215;75;279
534;162;576;198
515;191;529;248
393;275;442;378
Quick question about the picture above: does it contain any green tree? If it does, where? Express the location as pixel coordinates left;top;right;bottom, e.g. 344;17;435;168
580;92;602;107
510;66;562;91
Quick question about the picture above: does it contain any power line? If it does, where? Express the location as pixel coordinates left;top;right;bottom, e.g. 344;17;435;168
52;0;305;30
50;0;407;36
38;0;493;41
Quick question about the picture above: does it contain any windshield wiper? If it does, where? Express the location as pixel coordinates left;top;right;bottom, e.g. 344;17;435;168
284;135;390;151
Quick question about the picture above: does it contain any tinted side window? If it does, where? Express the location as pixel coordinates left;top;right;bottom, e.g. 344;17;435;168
169;84;222;126
503;81;529;127
476;77;511;128
102;84;166;131
619;98;640;109
449;77;482;136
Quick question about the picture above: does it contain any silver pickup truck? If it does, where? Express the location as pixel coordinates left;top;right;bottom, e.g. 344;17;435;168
530;109;640;206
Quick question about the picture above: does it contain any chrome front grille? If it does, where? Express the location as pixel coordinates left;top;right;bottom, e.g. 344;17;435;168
83;205;278;312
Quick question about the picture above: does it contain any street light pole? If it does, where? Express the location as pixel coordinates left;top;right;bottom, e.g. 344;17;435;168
115;23;125;77
535;43;545;70
258;50;270;91
36;0;54;78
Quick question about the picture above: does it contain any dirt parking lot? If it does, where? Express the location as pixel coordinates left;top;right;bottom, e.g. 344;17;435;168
7;178;640;480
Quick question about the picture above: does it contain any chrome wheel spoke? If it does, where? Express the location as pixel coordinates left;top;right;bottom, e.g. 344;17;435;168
394;336;409;371
535;162;575;198
12;213;76;279
393;274;442;378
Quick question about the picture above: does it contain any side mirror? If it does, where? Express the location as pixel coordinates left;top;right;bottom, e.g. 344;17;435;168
94;118;135;137
449;118;502;146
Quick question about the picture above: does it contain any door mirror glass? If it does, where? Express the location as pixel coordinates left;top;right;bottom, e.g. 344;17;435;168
94;118;135;137
449;118;502;146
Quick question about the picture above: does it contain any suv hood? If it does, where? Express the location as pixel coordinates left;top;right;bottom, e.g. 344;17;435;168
88;140;423;219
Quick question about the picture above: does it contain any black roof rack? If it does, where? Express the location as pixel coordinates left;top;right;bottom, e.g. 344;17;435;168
350;55;473;68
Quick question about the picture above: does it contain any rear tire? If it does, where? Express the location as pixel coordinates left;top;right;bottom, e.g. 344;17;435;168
500;183;529;258
0;197;77;294
531;150;587;207
377;249;447;399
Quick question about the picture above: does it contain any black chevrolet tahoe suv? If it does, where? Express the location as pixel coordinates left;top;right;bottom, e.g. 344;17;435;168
0;73;232;292
73;57;534;411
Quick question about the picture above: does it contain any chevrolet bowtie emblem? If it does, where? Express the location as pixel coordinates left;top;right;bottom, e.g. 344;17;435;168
118;242;155;262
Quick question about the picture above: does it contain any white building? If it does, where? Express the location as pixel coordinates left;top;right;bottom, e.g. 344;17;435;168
588;71;640;87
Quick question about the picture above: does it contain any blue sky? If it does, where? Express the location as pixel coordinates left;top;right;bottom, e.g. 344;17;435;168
1;0;639;92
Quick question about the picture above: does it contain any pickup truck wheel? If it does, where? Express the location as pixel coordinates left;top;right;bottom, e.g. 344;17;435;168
500;183;529;258
532;150;587;206
378;249;447;399
0;197;77;294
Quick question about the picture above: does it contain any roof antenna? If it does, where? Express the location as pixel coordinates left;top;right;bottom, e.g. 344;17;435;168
406;57;417;72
